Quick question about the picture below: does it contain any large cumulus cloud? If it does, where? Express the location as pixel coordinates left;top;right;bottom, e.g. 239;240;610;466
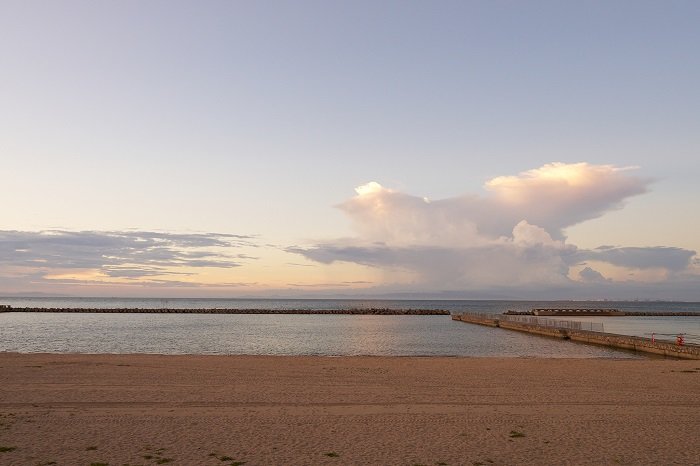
339;162;648;244
291;162;698;296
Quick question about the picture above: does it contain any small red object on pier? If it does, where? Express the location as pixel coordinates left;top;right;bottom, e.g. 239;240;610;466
651;333;655;343
676;334;685;346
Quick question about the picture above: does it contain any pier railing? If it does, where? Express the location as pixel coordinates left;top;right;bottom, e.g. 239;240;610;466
499;314;604;332
452;312;604;332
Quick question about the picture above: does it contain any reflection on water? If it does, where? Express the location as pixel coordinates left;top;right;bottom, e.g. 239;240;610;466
0;313;642;358
2;299;698;358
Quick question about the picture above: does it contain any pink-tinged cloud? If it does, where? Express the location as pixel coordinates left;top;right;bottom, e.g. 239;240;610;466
484;162;648;236
340;162;649;243
292;162;699;297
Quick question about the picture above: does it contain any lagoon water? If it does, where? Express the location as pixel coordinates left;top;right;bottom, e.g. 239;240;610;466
1;298;699;357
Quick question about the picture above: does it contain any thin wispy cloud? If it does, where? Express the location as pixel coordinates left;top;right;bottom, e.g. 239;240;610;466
41;277;259;289
0;230;258;281
286;280;374;288
579;246;695;271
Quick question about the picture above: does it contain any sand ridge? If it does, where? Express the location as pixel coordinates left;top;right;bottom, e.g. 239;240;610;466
0;353;699;465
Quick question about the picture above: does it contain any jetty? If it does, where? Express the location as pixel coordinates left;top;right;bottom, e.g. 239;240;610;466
504;308;699;317
0;306;449;315
452;312;700;360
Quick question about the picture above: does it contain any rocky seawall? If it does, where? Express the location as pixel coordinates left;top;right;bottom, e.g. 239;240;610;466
0;306;449;315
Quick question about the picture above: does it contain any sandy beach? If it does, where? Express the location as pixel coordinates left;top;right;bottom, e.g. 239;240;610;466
1;354;699;466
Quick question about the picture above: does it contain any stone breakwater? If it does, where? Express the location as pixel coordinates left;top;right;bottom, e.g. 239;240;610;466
0;306;449;315
452;313;700;360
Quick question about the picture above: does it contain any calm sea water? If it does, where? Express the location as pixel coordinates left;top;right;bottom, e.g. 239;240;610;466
1;298;699;357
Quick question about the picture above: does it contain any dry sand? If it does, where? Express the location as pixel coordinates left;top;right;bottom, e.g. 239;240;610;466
0;354;699;466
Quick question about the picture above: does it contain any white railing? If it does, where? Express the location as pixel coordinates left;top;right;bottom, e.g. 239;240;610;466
499;314;604;332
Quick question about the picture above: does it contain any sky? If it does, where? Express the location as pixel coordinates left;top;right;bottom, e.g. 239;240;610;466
1;0;699;299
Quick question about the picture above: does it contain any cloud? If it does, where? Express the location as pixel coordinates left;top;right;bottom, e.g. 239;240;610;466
40;277;258;289
286;262;316;267
0;230;257;280
289;221;576;290
578;266;610;283
578;246;695;271
291;162;699;297
339;162;649;244
285;280;373;289
484;163;648;236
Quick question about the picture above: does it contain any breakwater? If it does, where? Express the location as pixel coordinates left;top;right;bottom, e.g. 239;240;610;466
505;308;699;316
453;313;700;360
0;306;449;315
609;311;700;316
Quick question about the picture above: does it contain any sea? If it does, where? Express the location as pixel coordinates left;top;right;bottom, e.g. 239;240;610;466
1;298;699;358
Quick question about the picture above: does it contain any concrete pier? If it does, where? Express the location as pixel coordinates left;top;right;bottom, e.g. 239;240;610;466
504;308;700;317
453;313;700;360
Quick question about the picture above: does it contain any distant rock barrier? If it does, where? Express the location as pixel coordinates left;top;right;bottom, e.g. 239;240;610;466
532;308;623;316
0;306;449;315
452;312;700;360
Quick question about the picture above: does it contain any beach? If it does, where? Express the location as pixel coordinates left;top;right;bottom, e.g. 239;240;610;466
1;354;699;465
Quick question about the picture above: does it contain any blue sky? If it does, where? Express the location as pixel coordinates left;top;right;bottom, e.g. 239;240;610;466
1;1;699;298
